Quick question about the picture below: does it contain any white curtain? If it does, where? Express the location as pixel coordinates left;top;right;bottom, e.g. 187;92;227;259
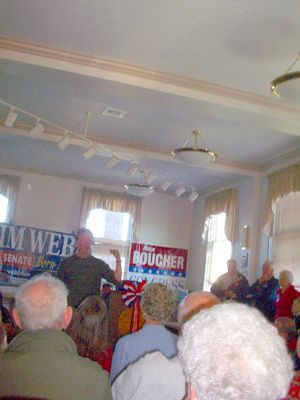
263;163;300;236
79;188;142;240
0;175;21;223
203;188;237;243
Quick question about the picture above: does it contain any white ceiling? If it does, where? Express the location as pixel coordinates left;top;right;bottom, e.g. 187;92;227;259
1;0;300;195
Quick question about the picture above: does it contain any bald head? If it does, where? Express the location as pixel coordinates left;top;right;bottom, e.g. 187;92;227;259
177;291;220;326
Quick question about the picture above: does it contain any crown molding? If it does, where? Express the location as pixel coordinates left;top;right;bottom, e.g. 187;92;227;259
260;145;300;174
1;36;300;132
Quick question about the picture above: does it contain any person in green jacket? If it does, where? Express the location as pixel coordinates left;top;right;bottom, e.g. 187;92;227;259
0;273;112;400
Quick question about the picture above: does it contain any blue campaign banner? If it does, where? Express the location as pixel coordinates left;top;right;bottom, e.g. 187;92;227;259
0;223;76;286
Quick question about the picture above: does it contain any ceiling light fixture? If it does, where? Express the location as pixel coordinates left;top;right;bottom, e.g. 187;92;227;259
29;121;44;137
4;108;18;127
175;186;186;197
125;170;155;197
83;147;97;160
145;171;155;184
270;52;300;101
58;132;72;150
124;183;155;197
161;180;172;191
127;162;139;177
106;155;119;169
172;130;217;167
188;191;199;202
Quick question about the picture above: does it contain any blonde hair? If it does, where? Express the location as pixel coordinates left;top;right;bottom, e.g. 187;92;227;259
66;296;108;357
141;283;175;322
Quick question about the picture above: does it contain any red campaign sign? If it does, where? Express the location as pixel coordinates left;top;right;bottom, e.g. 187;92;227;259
129;242;188;277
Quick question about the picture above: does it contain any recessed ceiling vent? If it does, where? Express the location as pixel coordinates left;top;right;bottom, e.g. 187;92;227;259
102;107;127;119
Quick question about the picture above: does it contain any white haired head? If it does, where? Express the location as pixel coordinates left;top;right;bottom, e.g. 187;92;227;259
279;270;294;287
178;303;293;400
14;273;71;331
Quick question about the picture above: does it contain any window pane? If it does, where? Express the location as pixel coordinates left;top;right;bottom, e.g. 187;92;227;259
204;212;232;291
0;195;8;223
86;208;131;241
272;192;300;285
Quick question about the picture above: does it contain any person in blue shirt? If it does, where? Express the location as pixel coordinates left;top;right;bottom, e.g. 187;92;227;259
246;261;279;322
110;283;177;383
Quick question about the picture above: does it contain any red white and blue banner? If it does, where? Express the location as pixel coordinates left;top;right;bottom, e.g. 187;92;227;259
0;223;75;286
127;242;188;290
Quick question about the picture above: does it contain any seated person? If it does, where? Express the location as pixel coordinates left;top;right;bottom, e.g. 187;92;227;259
0;292;18;343
178;302;293;400
112;291;220;400
101;283;114;310
211;258;249;302
275;316;298;353
177;291;220;327
246;261;279;321
0;324;7;352
110;283;177;383
284;336;300;400
112;351;185;400
0;274;112;400
66;295;113;374
275;270;300;320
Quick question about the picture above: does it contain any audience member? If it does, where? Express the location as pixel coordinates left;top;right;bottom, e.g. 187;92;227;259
101;283;114;310
0;291;17;343
112;290;219;400
275;270;300;320
284;336;300;400
110;283;177;383
112;351;185;400
66;295;113;374
211;258;249;302
178;302;293;400
246;261;279;321
177;290;220;326
0;324;7;352
57;228;121;307
0;274;112;400
275;317;298;354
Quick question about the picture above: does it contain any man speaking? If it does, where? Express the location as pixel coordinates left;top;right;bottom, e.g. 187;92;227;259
57;228;122;307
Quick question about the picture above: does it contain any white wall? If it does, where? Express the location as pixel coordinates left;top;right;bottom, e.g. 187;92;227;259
140;192;193;249
0;166;193;270
14;172;83;233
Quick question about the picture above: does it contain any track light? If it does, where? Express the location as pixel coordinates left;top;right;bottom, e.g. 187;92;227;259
145;171;155;184
127;162;138;177
175;186;186;197
29;121;44;137
188;191;199;202
106;155;119;169
83;147;97;160
4;108;18;127
58;133;72;150
161;180;172;191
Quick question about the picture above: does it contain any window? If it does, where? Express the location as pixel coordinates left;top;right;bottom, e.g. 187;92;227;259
86;208;133;279
0;194;8;223
0;175;20;223
80;187;142;281
271;191;300;286
203;212;232;291
86;209;131;241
